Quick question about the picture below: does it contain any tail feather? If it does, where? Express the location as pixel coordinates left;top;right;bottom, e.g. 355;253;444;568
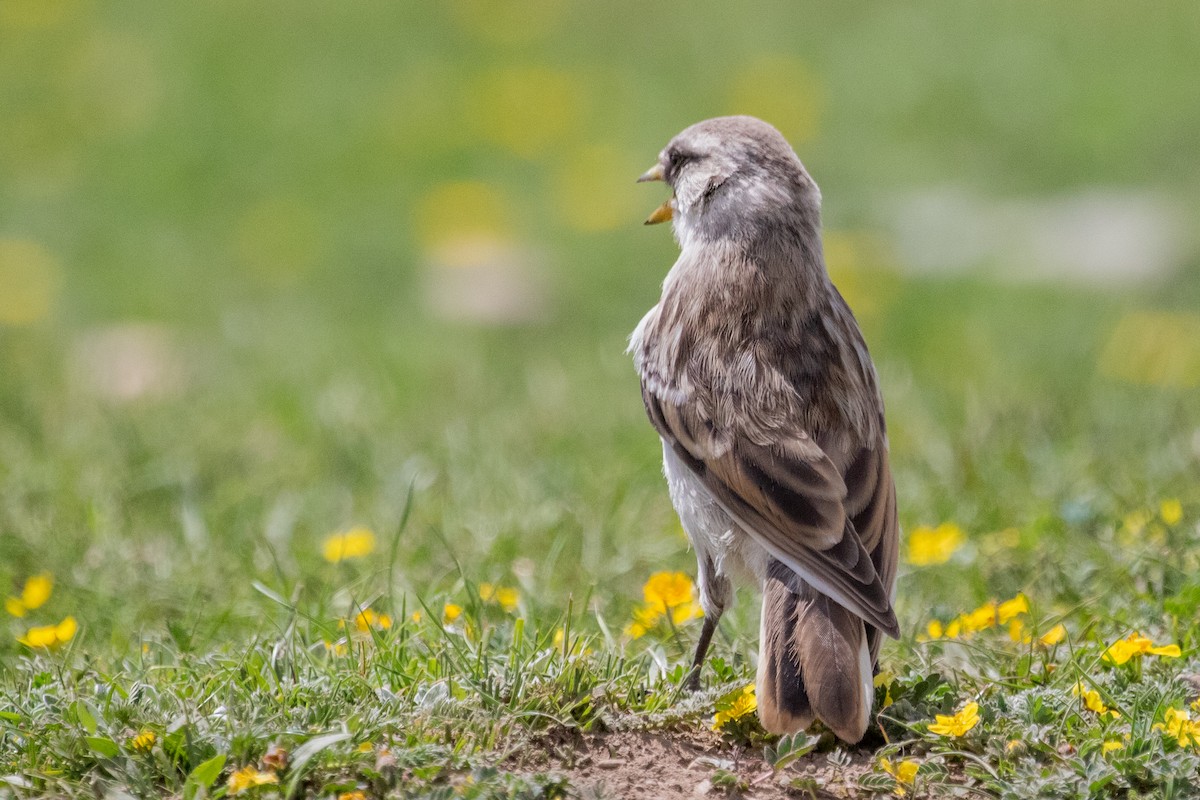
756;571;874;743
757;578;813;734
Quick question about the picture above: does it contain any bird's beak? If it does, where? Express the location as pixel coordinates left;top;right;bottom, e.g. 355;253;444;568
636;163;665;183
644;199;673;225
638;163;672;224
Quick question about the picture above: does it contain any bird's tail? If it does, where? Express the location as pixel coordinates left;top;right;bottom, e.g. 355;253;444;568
756;570;874;743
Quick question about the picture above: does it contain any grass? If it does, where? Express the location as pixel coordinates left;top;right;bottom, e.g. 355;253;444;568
3;2;1200;798
2;274;1198;798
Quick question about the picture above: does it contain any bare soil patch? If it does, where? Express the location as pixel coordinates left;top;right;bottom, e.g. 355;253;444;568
511;726;878;799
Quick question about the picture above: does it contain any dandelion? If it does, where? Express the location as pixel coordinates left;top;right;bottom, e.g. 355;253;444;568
442;603;463;624
321;527;376;562
712;684;757;731
880;757;919;796
227;765;279;795
18;615;76;648
323;640;348;657
1153;707;1200;748
1072;683;1120;719
130;730;156;752
1101;739;1124;755
1160;499;1183;526
905;523;964;566
1103;632;1181;665
338;793;367;800
927;701;980;737
5;572;53;617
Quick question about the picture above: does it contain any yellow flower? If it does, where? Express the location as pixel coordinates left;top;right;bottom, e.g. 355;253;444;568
997;594;1028;624
1103;632;1181;665
712;684;757;731
626;572;703;638
624;604;660;639
442;603;463;624
352;609;393;632
227;765;279;794
643;571;696;611
961;603;997;632
130;730;156;752
410;610;422;623
927;701;980;737
323;639;348;656
874;671;896;708
1153;707;1200;748
905;523;964;566
1101;739;1123;754
479;583;521;612
321;527;376;562
18;616;76;648
1007;618;1025;642
494;586;520;612
338;793;367;800
1160;499;1183;526
5;573;53;617
1038;623;1067;646
1072;683;1121;719
880;758;919;795
928;594;1028;641
21;573;53;609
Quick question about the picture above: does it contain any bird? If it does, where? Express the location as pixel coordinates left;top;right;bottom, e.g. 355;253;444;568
629;115;899;743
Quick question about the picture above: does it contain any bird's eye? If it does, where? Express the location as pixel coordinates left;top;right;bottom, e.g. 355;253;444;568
668;150;689;170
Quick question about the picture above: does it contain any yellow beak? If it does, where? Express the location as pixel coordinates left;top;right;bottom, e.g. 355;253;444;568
638;162;672;224
636;163;665;183
644;199;673;225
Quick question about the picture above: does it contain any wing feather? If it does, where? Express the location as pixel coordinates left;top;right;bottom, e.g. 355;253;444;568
643;387;899;638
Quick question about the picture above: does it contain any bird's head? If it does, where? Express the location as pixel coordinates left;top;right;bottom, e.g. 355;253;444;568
638;116;820;248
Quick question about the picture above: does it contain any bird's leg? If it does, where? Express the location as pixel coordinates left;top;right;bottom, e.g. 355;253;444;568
686;613;720;692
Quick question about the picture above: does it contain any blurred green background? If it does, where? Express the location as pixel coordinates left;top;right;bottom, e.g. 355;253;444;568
1;0;1199;649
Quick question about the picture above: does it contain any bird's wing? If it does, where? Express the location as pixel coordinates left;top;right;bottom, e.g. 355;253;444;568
643;386;899;637
841;440;901;655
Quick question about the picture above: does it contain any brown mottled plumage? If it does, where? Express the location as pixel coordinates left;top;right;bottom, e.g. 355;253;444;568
630;116;899;743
